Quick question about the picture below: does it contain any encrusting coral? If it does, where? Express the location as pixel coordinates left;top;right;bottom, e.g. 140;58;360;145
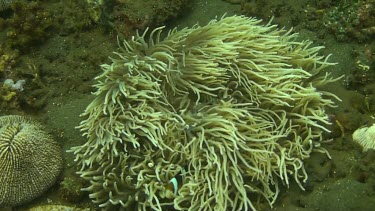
70;15;341;210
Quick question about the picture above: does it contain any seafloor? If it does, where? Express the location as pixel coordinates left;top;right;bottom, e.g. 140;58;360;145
1;0;375;210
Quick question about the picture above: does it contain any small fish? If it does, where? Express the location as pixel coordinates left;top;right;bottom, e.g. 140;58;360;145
168;177;179;195
164;167;186;195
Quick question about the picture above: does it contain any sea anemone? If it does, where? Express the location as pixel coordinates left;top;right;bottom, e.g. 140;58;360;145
71;15;340;210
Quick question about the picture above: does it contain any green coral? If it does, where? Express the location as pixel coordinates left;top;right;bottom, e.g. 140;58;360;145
103;0;189;37
5;0;53;52
0;80;19;108
322;0;375;41
0;53;15;73
85;0;104;23
59;173;87;203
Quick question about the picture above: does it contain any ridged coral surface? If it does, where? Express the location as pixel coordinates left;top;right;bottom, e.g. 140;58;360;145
0;115;63;207
352;124;375;151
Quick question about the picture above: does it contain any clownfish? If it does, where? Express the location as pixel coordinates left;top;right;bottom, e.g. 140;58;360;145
164;168;186;195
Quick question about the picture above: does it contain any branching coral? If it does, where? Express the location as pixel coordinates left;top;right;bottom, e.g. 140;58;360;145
70;15;340;210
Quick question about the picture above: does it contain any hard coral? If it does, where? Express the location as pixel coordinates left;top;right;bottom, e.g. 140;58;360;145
5;0;52;52
323;0;375;42
0;115;63;207
105;0;189;37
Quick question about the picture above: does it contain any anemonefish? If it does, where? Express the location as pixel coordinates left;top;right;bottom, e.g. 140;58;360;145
164;168;186;195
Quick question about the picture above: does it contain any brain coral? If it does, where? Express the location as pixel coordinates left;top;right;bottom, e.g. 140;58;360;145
0;115;63;207
71;15;340;210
